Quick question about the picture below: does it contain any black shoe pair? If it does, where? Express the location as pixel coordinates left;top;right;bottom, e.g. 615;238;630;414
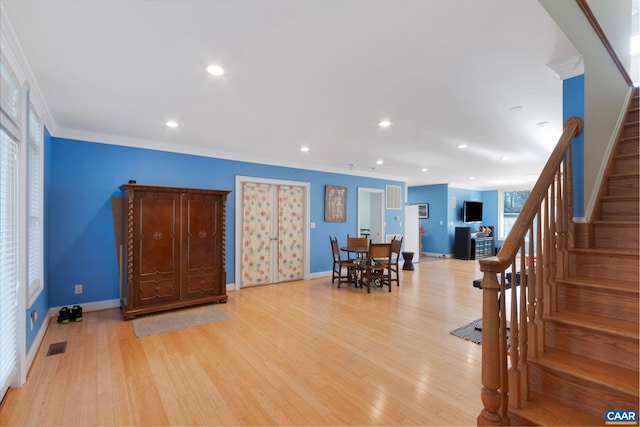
57;305;82;323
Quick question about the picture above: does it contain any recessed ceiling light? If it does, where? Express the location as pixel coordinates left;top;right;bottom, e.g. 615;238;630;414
300;146;310;152
376;160;384;165
206;65;225;76
500;156;510;161
166;120;179;128
469;176;475;180
509;106;524;112
378;119;392;128
457;144;468;149
421;168;428;172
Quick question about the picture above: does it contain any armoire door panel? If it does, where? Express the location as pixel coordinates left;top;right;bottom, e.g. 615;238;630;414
136;194;178;276
183;194;222;297
184;195;219;271
185;273;218;298
137;278;178;304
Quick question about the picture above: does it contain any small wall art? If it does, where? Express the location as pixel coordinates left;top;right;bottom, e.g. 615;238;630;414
325;185;347;222
417;203;429;219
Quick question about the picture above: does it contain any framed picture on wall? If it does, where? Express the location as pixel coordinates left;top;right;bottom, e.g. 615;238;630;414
417;203;429;219
325;185;347;222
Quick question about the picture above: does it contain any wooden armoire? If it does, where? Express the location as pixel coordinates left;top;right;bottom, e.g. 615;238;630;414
119;184;230;319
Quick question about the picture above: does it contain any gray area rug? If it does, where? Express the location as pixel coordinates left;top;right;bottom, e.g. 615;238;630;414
450;318;510;345
133;305;230;338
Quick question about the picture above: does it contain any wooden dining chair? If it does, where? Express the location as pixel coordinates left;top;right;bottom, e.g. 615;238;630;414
346;234;367;261
361;241;392;293
329;236;359;288
389;236;403;286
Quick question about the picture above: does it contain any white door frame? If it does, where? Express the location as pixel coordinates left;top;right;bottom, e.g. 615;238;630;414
357;187;385;243
235;176;311;291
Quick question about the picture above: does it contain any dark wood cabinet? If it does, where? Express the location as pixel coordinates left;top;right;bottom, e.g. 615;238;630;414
119;184;230;319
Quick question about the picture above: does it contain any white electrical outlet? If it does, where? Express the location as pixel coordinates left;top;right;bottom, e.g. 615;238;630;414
75;284;83;294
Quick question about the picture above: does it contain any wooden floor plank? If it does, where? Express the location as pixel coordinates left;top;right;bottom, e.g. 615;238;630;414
1;259;486;426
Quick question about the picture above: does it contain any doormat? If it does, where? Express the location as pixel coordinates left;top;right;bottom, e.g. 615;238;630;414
46;341;67;356
450;318;510;345
133;305;230;338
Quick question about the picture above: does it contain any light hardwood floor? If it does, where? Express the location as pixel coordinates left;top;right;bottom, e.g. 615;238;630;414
1;258;486;426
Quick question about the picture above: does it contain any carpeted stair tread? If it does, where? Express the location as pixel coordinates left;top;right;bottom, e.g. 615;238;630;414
530;349;639;396
509;392;600;426
544;311;639;337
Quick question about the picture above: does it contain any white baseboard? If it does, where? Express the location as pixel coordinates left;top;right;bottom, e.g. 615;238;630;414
48;298;120;319
25;315;49;375
423;252;452;259
309;270;331;280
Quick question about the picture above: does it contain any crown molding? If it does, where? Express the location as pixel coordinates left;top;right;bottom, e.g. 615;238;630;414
0;3;57;134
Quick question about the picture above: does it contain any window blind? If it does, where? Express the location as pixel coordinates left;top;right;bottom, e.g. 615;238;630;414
0;127;19;396
27;103;43;303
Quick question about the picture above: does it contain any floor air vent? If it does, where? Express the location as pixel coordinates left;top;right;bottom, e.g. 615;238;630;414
46;342;67;356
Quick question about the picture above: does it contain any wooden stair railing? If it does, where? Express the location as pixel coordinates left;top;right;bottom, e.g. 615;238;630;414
477;117;583;426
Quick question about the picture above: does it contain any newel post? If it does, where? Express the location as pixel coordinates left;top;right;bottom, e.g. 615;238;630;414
477;270;510;426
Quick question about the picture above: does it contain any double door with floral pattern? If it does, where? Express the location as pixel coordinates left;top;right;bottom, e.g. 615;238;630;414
240;181;305;287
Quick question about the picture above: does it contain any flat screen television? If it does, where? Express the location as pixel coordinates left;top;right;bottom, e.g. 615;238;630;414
463;200;483;223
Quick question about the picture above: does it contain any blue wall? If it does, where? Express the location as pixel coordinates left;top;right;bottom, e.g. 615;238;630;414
407;183;448;254
46;137;404;308
564;74;585;218
408;184;497;255
448;187;484;252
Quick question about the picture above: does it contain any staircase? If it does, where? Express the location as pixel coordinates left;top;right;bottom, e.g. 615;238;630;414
508;88;640;425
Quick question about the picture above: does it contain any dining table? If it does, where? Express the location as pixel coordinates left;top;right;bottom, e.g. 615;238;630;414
340;245;369;258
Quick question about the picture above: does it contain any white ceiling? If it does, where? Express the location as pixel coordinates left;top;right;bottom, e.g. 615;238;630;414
1;0;581;189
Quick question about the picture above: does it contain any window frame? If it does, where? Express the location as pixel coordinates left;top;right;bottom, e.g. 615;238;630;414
26;88;43;306
498;185;533;241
